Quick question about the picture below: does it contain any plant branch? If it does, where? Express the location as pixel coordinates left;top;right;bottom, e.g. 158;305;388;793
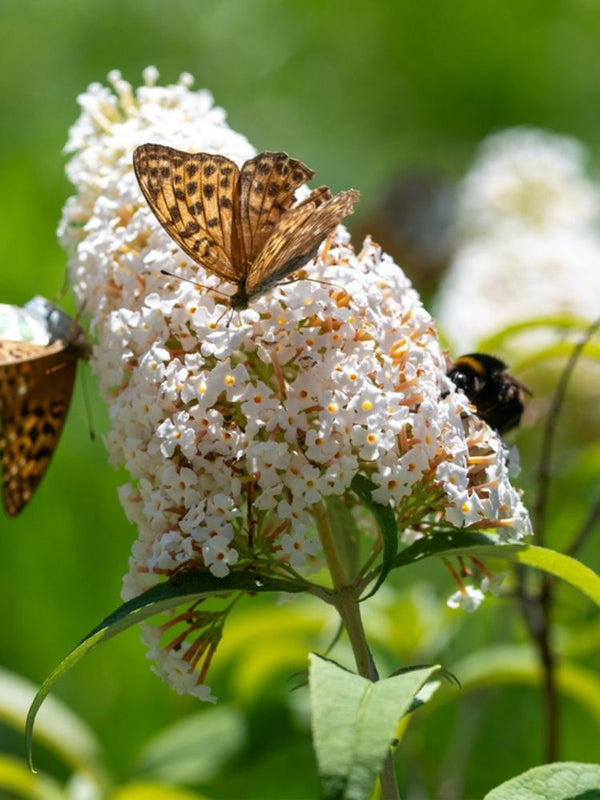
566;483;600;558
533;315;600;543
515;571;559;760
520;316;600;761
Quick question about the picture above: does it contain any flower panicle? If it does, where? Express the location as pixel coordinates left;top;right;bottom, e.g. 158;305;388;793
62;69;532;698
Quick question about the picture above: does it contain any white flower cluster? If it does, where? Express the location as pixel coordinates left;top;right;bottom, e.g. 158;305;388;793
457;127;600;238
60;70;531;696
59;66;255;325
435;127;600;351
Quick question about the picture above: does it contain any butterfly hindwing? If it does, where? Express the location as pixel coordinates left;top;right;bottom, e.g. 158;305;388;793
245;188;360;297
237;152;315;265
133;144;241;283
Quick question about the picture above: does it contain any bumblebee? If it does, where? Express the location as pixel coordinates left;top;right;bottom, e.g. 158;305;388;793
447;353;526;434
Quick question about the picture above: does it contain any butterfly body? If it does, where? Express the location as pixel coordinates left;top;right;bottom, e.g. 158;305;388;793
133;145;360;309
0;297;90;516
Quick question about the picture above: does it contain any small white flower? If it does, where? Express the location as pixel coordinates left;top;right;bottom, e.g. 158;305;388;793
155;412;196;460
323;453;359;495
202;535;239;577
159;464;200;507
481;571;509;596
350;425;398;461
280;531;320;567
447;585;485;613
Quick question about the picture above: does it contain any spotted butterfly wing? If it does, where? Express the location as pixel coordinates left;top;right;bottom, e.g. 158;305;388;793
133;146;241;283
133;144;360;309
235;151;315;262
244;186;359;298
0;298;90;516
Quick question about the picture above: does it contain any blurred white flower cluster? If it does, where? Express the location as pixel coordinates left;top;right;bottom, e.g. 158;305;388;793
60;70;531;697
435;127;600;351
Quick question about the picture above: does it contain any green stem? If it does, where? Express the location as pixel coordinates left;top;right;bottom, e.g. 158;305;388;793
335;584;376;681
312;501;401;800
313;500;350;586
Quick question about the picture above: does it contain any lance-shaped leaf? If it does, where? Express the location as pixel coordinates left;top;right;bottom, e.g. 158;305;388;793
26;570;306;768
393;531;600;607
393;529;526;566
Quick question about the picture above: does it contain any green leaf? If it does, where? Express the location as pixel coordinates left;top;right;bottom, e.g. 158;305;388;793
26;570;306;768
351;474;398;599
424;645;600;731
134;706;246;784
112;783;213;800
561;613;600;659
0;666;109;791
511;545;600;607
309;654;439;800
478;313;596;352
483;761;600;800
394;533;600;608
515;340;600;371
0;754;64;800
394;529;527;567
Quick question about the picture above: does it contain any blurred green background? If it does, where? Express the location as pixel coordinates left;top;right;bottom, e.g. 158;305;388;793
1;1;600;797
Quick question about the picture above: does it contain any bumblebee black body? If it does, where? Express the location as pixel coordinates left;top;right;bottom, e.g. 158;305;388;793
448;353;525;434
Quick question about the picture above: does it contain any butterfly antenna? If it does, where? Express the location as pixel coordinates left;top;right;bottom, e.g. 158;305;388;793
74;297;88;325
215;306;235;326
54;269;70;302
160;269;232;302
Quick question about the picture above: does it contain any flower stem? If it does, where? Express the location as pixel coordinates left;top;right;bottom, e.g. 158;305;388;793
312;501;401;800
312;500;350;589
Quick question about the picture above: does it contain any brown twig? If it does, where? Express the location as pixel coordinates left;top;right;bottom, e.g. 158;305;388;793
515;573;559;760
566;485;600;558
532;316;600;543
520;315;600;762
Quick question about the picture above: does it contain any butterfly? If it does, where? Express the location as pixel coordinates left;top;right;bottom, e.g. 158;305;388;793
0;296;90;516
133;144;360;310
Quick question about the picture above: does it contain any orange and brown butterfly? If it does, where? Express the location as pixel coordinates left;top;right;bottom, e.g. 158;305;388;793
0;297;91;516
132;144;360;310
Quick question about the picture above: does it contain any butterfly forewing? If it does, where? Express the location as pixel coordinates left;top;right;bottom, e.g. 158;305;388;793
0;306;89;516
238;152;315;264
245;188;360;297
133;144;241;283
